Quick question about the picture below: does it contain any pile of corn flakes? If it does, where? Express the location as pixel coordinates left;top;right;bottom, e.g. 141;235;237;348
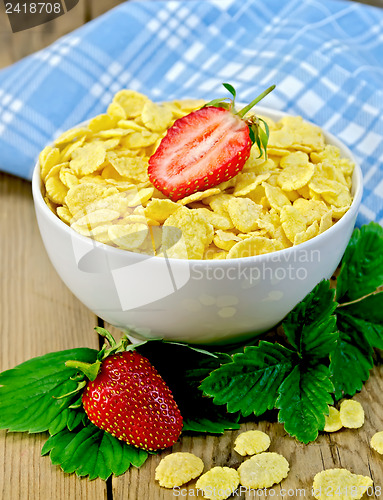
40;89;354;260
155;415;379;500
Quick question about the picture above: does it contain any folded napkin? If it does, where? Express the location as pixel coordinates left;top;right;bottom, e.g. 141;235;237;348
0;0;382;225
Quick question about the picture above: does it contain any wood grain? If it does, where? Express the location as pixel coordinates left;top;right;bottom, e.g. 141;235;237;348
0;174;106;499
1;1;383;499
0;0;85;67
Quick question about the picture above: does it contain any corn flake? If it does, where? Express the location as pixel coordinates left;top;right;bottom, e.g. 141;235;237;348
204;193;232;215
113;89;148;118
312;468;372;499
108;156;149;183
263;183;291;212
70;143;106;176
227;197;262;233
193;208;233;230
40;147;61;181
294;220;319;245
234;430;271;456
66;183;118;215
142;101;173;132
107;100;127;120
371;431;383;454
108;223;148;250
144;199;179;223
278;153;314;191
54;127;89;146
59;166;79;189
233;172;270;197
163;207;214;259
45;175;68;205
238;452;290;489
319;211;333;234
214;230;241;251
280;205;307;243
324;407;343;433
293;198;329;225
122;130;159;149
72;209;120;228
180;188;222;206
195;467;239;500
155;452;204;488
339;400;364;429
56;206;72;225
227;236;278;259
60;137;87;162
44;195;56;213
88;114;117;133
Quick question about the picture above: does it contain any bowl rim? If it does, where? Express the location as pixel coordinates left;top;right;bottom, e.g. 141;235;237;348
32;105;363;266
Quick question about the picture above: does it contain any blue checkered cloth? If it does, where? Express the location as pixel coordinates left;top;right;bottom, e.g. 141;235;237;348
0;0;382;225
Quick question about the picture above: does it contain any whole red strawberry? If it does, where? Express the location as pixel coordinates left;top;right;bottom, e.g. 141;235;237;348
148;83;275;201
82;350;183;451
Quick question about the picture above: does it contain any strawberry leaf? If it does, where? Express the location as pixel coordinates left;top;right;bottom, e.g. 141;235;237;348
330;310;375;400
258;118;270;158
0;348;98;435
282;280;338;359
222;82;236;107
339;292;383;349
276;364;333;443
183;412;240;434
200;342;295;417
202;97;231;109
336;222;383;302
41;421;148;480
222;82;236;99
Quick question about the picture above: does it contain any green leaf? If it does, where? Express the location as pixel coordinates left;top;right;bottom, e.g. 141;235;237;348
258;118;270;159
0;348;98;435
277;364;333;443
339;292;383;349
183;412;240;434
222;82;236;100
200;342;295;417
203;97;231;109
248;126;256;145
330;311;374;400
41;422;148;480
336;222;383;302
282;280;338;359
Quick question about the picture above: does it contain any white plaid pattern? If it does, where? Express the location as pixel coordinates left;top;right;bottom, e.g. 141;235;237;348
0;0;382;226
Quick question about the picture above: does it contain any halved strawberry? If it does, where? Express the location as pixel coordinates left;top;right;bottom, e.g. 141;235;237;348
148;83;275;201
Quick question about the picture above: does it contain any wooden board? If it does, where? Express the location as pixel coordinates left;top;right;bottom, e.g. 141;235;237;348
0;173;105;500
1;1;383;499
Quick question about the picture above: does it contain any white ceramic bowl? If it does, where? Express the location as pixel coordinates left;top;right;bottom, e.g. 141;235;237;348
32;106;363;345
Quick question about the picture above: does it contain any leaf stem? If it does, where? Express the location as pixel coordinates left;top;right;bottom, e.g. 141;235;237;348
337;290;379;308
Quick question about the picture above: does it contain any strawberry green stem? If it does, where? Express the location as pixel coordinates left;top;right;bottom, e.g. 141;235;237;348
237;85;276;119
95;326;117;347
65;360;101;381
54;380;87;399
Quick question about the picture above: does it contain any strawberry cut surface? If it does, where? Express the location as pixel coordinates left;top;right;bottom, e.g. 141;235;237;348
148;106;252;201
82;351;183;451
